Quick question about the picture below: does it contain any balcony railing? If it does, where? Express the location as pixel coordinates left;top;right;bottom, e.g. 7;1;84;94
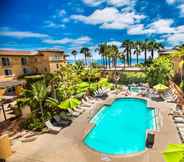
49;57;64;62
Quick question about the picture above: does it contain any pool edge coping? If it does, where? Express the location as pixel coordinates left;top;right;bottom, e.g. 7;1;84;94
82;95;159;158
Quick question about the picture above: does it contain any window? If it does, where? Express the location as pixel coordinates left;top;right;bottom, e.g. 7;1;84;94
21;57;27;65
56;64;59;69
4;69;12;76
6;86;16;95
2;57;10;66
23;68;31;74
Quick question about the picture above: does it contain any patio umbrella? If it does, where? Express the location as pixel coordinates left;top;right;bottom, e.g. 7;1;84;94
153;83;169;93
163;144;184;162
58;98;81;110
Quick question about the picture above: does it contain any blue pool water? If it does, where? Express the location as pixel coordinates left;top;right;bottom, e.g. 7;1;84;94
84;98;155;155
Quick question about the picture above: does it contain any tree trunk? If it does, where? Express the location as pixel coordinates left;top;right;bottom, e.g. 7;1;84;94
137;54;139;64
144;49;147;63
151;49;154;59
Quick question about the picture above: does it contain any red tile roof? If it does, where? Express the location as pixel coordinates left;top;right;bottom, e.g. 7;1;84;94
0;50;39;56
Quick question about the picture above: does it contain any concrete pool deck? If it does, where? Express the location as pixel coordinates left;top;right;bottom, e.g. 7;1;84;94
7;94;180;162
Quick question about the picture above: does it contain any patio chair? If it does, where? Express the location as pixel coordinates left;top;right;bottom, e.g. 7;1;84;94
45;120;62;134
53;115;72;127
73;107;85;113
68;108;80;117
81;99;92;106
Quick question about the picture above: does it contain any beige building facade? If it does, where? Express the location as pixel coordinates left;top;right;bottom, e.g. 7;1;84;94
0;49;67;79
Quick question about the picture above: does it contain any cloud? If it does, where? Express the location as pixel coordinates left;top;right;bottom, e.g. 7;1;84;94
71;7;145;30
127;24;146;35
44;21;65;28
107;41;122;47
166;0;176;4
0;28;48;39
178;4;184;17
82;0;105;6
58;9;66;16
146;19;174;34
43;36;91;45
82;0;135;7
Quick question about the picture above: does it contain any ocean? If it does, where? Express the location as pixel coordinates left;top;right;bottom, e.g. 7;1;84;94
68;58;145;65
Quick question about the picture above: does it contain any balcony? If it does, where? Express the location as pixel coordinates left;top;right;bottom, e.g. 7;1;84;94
49;57;64;62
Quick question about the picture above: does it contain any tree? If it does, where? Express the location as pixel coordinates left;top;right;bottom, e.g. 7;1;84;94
146;56;174;86
96;43;107;68
118;52;126;68
141;39;149;63
148;41;163;60
71;50;77;63
172;48;184;82
133;41;142;64
80;47;90;66
122;40;131;66
23;81;48;118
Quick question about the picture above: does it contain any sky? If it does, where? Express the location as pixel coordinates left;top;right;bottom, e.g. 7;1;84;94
0;0;184;59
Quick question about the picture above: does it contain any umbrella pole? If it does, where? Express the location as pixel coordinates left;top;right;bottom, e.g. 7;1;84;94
2;104;7;121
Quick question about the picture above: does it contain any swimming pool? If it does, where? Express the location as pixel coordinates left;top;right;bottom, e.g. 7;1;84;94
84;98;155;155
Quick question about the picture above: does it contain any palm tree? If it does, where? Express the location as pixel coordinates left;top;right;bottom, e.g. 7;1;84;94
111;45;119;68
96;43;107;67
134;41;142;64
118;52;126;68
148;40;163;60
80;47;90;66
122;40;131;67
71;50;77;63
141;39;149;63
24;81;48;118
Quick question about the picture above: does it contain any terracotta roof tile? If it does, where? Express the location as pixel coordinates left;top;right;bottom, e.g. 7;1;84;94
0;50;39;56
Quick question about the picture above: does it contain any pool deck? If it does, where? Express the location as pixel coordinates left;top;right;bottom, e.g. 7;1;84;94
7;94;180;162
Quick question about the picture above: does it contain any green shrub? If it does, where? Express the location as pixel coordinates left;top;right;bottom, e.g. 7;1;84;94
119;72;146;85
21;117;45;131
146;56;174;86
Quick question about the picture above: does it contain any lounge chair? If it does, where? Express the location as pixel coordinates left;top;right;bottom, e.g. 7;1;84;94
73;107;85;113
81;99;92;106
174;118;184;123
68;108;80;117
45;120;62;134
176;123;184;128
52;115;72;127
85;96;95;104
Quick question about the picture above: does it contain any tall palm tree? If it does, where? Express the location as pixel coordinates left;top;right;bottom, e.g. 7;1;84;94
122;40;131;67
80;47;90;66
96;43;107;67
133;41;142;64
71;50;77;63
141;39;149;63
118;52;126;68
111;45;119;68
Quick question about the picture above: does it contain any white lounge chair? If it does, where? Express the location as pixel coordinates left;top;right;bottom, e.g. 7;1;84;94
45;120;62;134
68;108;80;117
73;107;84;113
176;123;184;128
85;96;96;103
81;99;92;106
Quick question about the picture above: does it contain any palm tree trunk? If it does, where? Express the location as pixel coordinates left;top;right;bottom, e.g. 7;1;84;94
85;55;87;66
137;54;139;64
144;49;147;63
151;49;154;59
